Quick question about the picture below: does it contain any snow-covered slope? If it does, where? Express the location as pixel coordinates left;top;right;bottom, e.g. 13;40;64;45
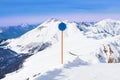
5;18;81;54
1;18;120;80
85;19;120;39
35;63;120;80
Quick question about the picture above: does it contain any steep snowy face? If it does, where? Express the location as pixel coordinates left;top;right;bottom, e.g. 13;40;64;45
85;19;120;39
5;18;80;54
95;42;120;63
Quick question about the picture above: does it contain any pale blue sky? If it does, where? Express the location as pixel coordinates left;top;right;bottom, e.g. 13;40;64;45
0;0;120;25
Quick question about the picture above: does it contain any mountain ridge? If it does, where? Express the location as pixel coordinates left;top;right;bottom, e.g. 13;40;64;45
1;18;120;80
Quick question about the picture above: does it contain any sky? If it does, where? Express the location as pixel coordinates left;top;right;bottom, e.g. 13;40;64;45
0;0;120;25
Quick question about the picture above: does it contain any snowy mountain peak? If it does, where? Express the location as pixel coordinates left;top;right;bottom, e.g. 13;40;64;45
20;23;29;27
44;18;60;24
5;19;81;54
85;19;120;39
101;19;120;22
95;19;120;27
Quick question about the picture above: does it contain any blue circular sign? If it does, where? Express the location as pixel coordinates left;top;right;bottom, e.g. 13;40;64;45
58;22;67;31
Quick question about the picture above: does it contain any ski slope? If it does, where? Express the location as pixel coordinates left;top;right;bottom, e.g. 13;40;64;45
36;63;120;80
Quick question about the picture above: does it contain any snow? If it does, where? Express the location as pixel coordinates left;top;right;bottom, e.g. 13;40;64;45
85;19;120;39
5;19;61;53
1;18;120;80
36;63;120;80
3;32;102;80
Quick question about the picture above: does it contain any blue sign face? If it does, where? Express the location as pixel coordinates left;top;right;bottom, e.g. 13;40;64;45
58;22;67;31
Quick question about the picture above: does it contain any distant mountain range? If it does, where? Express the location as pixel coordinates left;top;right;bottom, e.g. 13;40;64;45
0;24;39;40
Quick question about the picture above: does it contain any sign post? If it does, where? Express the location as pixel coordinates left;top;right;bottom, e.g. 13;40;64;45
58;22;67;64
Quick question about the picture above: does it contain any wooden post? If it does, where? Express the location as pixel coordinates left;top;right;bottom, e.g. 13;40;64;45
61;31;64;64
